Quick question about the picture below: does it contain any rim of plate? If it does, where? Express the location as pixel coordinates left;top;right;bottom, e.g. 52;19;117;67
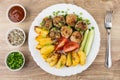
28;3;100;76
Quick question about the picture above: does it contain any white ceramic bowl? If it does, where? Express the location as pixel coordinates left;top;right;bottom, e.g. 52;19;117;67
6;27;26;48
6;4;26;23
5;50;25;71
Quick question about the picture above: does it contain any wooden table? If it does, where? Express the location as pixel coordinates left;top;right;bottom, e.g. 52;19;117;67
0;0;120;80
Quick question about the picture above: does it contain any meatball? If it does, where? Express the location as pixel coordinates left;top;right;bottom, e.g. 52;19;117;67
70;31;83;43
75;21;88;31
61;26;73;38
53;15;65;28
66;14;77;26
42;17;52;29
49;28;61;39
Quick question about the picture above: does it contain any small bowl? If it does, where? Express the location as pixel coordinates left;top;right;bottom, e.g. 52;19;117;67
6;27;26;48
6;4;26;23
5;50;25;71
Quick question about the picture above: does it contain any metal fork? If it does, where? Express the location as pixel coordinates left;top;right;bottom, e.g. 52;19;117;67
104;10;113;68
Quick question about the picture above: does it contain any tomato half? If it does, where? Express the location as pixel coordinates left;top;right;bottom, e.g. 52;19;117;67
63;41;79;52
55;37;68;51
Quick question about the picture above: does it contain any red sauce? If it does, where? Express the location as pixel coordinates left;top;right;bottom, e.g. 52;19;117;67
8;6;25;22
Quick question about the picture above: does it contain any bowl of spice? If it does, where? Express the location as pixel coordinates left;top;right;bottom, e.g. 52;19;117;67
6;27;26;47
6;4;26;23
5;50;25;71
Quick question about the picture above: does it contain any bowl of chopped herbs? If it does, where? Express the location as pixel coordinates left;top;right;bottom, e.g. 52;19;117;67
5;50;25;71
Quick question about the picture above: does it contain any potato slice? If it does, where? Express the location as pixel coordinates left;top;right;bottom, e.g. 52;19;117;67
36;37;52;49
40;45;54;55
36;43;42;50
56;54;66;69
34;26;49;37
72;52;79;66
35;35;43;42
46;53;60;67
61;54;67;66
39;38;52;46
78;50;86;65
66;53;72;67
42;54;48;60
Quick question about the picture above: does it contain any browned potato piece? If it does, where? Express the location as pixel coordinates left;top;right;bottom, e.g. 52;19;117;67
78;50;86;65
36;43;42;50
46;53;60;67
66;14;77;26
61;26;73;38
34;26;41;34
40;45;55;55
36;38;52;47
66;53;72;67
56;54;66;69
70;31;83;43
34;26;49;37
42;17;52;29
75;21;88;31
53;15;65;28
35;35;43;42
72;52;79;66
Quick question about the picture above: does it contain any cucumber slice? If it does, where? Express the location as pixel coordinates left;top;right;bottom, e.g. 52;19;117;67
84;27;95;56
80;29;89;51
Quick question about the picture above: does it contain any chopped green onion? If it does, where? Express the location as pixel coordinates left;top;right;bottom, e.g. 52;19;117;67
7;52;24;69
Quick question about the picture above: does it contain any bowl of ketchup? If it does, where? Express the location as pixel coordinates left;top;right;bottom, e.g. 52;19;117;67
7;4;26;23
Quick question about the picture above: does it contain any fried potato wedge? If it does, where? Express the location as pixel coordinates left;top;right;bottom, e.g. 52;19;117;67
72;52;79;66
40;45;54;55
56;54;66;69
36;43;42;50
34;26;49;37
46;53;60;67
66;53;72;67
78;50;86;65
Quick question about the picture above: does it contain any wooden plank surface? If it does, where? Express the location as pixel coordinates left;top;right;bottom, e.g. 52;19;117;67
0;0;120;80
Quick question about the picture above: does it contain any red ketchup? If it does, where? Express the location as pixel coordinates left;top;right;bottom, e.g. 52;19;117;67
8;6;25;22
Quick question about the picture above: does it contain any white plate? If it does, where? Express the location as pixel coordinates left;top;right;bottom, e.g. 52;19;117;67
28;4;100;76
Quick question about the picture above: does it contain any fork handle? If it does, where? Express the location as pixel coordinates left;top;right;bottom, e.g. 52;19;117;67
105;29;112;68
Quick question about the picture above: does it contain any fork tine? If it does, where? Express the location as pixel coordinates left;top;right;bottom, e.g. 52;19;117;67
107;11;110;21
110;10;113;22
105;11;108;23
108;11;112;22
105;10;113;28
110;11;113;22
105;12;108;23
106;10;113;23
